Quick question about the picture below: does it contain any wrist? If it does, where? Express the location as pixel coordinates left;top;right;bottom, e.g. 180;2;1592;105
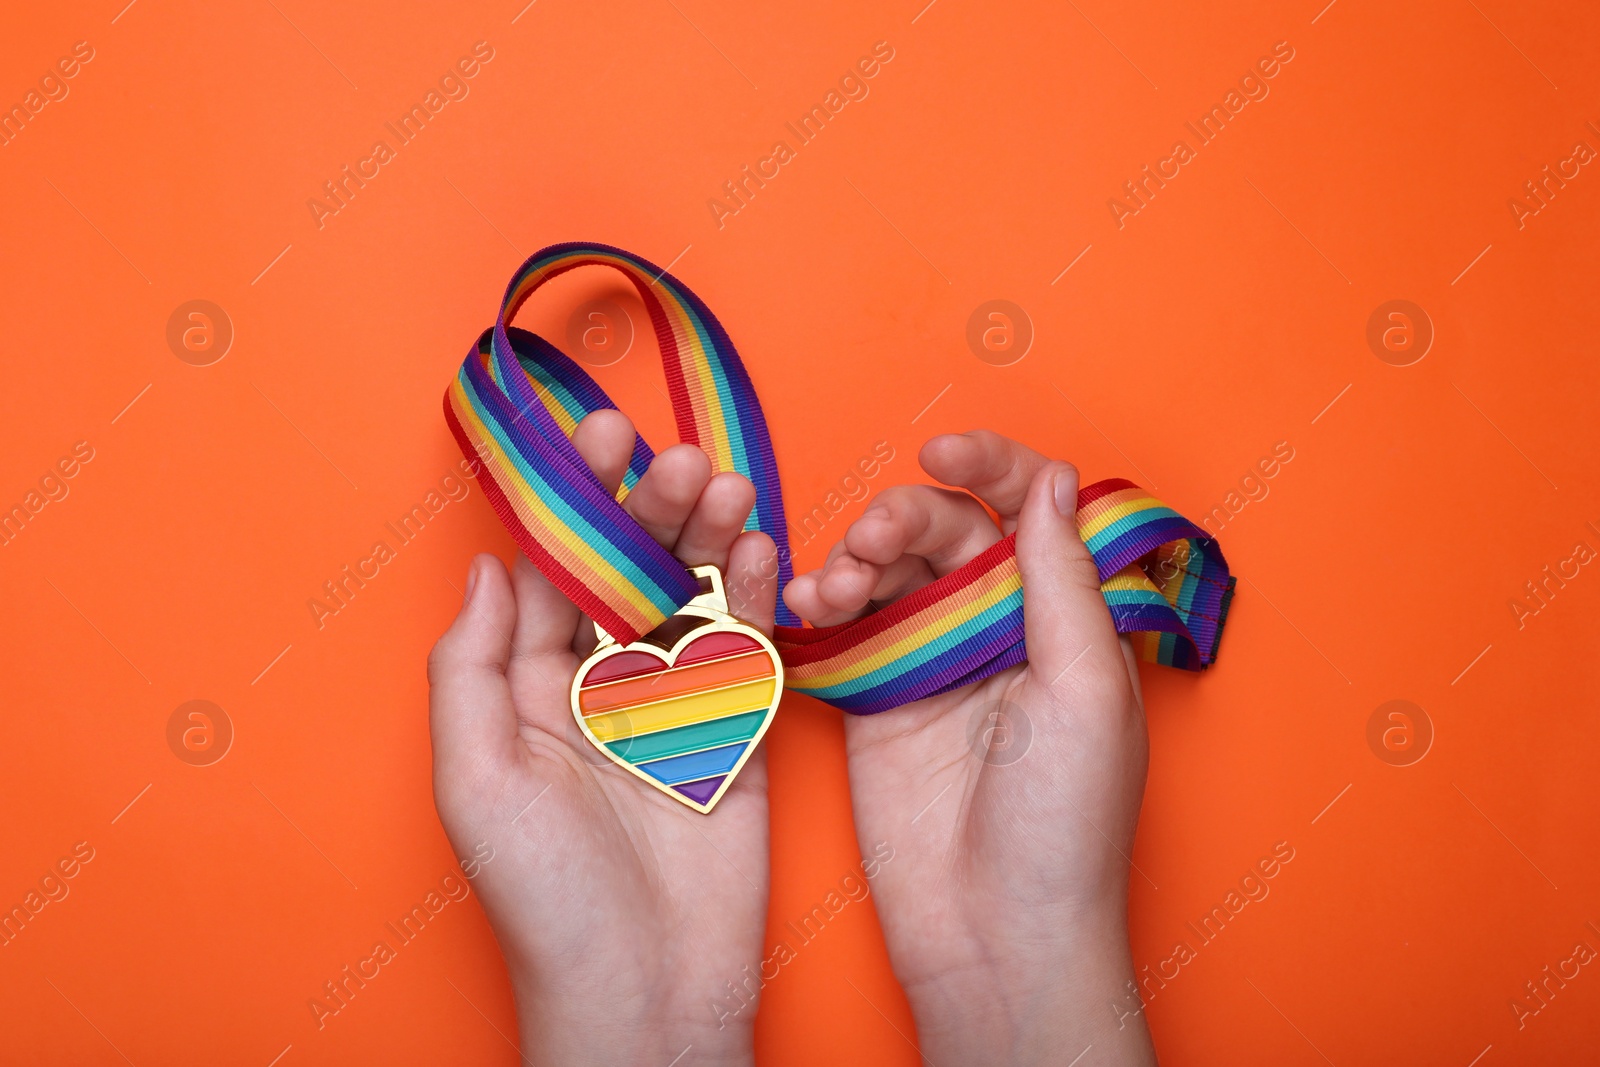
511;969;757;1067
899;906;1156;1067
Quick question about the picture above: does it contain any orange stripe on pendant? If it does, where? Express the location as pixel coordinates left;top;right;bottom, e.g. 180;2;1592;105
578;651;777;715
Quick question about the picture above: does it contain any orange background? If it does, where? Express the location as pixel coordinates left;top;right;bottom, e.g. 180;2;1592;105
3;0;1598;1063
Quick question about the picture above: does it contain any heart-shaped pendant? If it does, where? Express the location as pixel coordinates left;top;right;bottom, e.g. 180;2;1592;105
570;566;782;814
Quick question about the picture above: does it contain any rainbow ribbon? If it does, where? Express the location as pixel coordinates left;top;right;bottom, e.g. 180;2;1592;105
445;242;1235;714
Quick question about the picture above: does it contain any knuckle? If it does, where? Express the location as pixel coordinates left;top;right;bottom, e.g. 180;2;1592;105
1064;553;1102;589
965;428;1005;452
874;484;922;514
426;627;481;685
939;485;991;519
425;642;452;686
1026;548;1101;593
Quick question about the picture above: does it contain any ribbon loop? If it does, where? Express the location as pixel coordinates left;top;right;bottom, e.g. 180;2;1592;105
446;242;1235;715
445;242;795;645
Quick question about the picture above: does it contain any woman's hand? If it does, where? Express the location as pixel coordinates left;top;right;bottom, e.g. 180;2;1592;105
784;430;1159;1067
428;410;778;1066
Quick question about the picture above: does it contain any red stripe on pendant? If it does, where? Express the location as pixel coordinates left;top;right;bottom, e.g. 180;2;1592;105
677;631;763;664
579;631;765;686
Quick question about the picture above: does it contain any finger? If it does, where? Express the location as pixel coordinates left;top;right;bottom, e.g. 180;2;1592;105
779;538;866;618
673;471;758;570
857;553;939;607
1014;462;1122;686
814;551;882;617
781;539;857;623
780;571;823;624
785;548;937;625
919;430;1053;530
505;554;582;731
819;549;939;611
844;485;1001;575
507;554;582;659
725;530;778;635
571;409;637;495
428;554;521;776
617;443;712;548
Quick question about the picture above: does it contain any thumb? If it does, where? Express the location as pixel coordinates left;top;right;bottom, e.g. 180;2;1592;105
428;554;521;782
1015;462;1121;686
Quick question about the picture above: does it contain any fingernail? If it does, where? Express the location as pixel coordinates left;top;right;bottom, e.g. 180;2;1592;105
1053;466;1077;517
463;558;480;604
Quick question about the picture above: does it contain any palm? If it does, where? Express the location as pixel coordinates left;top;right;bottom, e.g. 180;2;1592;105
842;653;1144;996
438;641;769;1052
429;412;779;1064
782;431;1155;1062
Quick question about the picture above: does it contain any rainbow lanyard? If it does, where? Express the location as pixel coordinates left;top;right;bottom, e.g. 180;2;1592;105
445;242;1235;715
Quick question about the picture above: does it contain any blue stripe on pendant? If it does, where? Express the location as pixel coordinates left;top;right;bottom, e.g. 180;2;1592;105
632;741;750;786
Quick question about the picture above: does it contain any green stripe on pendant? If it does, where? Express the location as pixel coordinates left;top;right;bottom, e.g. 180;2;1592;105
605;709;769;764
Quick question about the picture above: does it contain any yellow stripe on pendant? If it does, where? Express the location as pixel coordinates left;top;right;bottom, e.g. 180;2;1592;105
581;677;779;742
